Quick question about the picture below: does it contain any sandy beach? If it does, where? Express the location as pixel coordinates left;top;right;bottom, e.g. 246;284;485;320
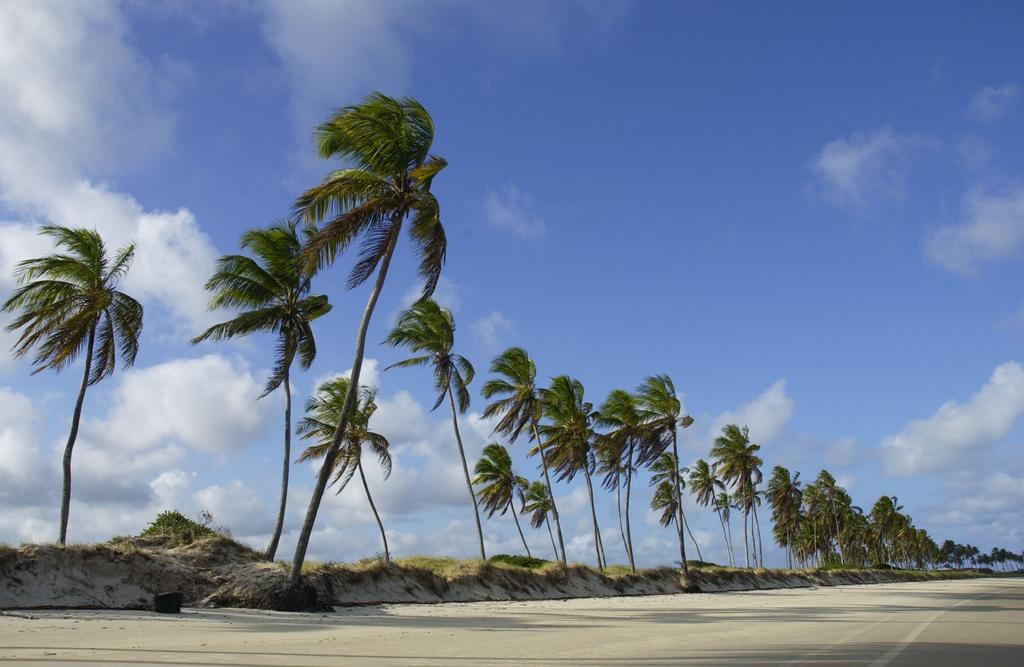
2;577;1021;666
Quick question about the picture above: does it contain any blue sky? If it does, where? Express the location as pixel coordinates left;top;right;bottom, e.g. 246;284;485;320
1;1;1022;566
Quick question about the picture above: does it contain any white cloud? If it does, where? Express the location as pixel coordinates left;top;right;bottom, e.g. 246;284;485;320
929;472;1024;547
484;185;547;239
711;379;793;445
881;362;1024;476
400;276;460;312
194;480;270;538
968;84;1021;122
812;127;935;207
924;186;1024;275
0;386;48;504
0;1;220;332
471;311;517;350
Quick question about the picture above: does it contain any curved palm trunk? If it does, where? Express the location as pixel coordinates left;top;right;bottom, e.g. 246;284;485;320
752;503;763;568
624;444;635;572
681;504;704;563
508;500;531;558
265;370;291;561
670;430;688;574
448;386;486;560
581;466;604;570
615;479;628;565
716;509;731;567
531;421;566;565
544;516;558;559
742;510;750;569
724;513;735;567
357;460;389;562
288;223;401;588
58;323;96;546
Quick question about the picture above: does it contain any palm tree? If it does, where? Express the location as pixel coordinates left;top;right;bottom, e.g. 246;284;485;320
287;94;448;587
710;424;764;569
535;375;606;569
3;226;143;545
595;389;648;572
689;459;730;566
649;452;704;562
473;443;531;557
596;426;630;568
523;481;559;559
713;491;736;566
384;299;484;559
766;466;802;568
650;481;679;528
192;222;331;560
296;377;392;561
481;347;566;564
635;375;696;574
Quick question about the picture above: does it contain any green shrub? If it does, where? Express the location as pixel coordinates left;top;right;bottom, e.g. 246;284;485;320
489;554;550;569
686;560;722;568
140;510;216;545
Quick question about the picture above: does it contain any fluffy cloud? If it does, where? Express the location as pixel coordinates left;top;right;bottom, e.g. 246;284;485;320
929;472;1024;547
924;186;1024;275
194;480;271;538
0;1;219;332
812;127;936;207
471;311;517;350
484;185;547;239
709;379;794;445
0;386;48;505
968;84;1021;122
881;362;1024;476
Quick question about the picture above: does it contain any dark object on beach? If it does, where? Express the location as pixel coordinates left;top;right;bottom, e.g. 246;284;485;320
153;591;183;614
273;581;324;612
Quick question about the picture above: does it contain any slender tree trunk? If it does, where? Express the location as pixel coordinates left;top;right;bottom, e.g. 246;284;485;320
532;421;566;565
447;386;486;560
58;323;96;546
624;443;635;572
615;478;628;565
357;460;389;562
509;501;531;558
288;223;401;588
545;516;557;559
582;466;604;570
831;497;844;565
265;369;291;561
742;511;750;569
716;509;730;567
670;430;688;575
752;503;763;568
725;513;735;567
682;505;704;563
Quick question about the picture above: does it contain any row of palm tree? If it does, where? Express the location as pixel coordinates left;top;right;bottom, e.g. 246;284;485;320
5;93;1013;589
938;541;1024;571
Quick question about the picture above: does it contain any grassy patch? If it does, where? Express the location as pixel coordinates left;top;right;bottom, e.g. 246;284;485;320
140;510;216;545
489;554;550;569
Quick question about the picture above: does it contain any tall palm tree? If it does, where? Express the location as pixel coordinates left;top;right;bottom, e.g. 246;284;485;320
595;389;648;572
766;466;802;569
689;459;730;566
3;226;143;545
813;470;846;565
535;375;606;569
192;222;331;560
710;424;764;569
473;443;531;557
384;299;484;559
635;375;696;574
523;481;559;559
288;93;448;587
713;491;736;566
296;377;392;561
649;452;704;562
596;426;630;568
481;347;566;564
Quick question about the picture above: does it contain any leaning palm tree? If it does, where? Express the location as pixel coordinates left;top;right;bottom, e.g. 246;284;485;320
595;426;630;568
635;375;696;574
296;377;392;561
711;424;764;569
713;491;736;566
384;299;484;559
192;222;331;560
689;459;730;566
535;375;606;569
649;452;704;563
481;347;566;564
523;480;559;559
3;226;143;545
595;389;648;572
287;93;449;588
766;466;802;569
473;443;531;557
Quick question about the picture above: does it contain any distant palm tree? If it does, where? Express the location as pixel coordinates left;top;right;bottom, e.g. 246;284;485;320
536;375;606;569
481;347;566;564
3;226;143;545
595;389;648;572
711;424;764;569
287;93;448;587
523;481;559;559
649;452;703;563
473;443;531;557
713;491;736;566
635;375;696;574
689;459;730;566
595;426;630;568
650;481;678;528
296;377;392;561
384;299;484;559
193;222;331;560
766;466;802;568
